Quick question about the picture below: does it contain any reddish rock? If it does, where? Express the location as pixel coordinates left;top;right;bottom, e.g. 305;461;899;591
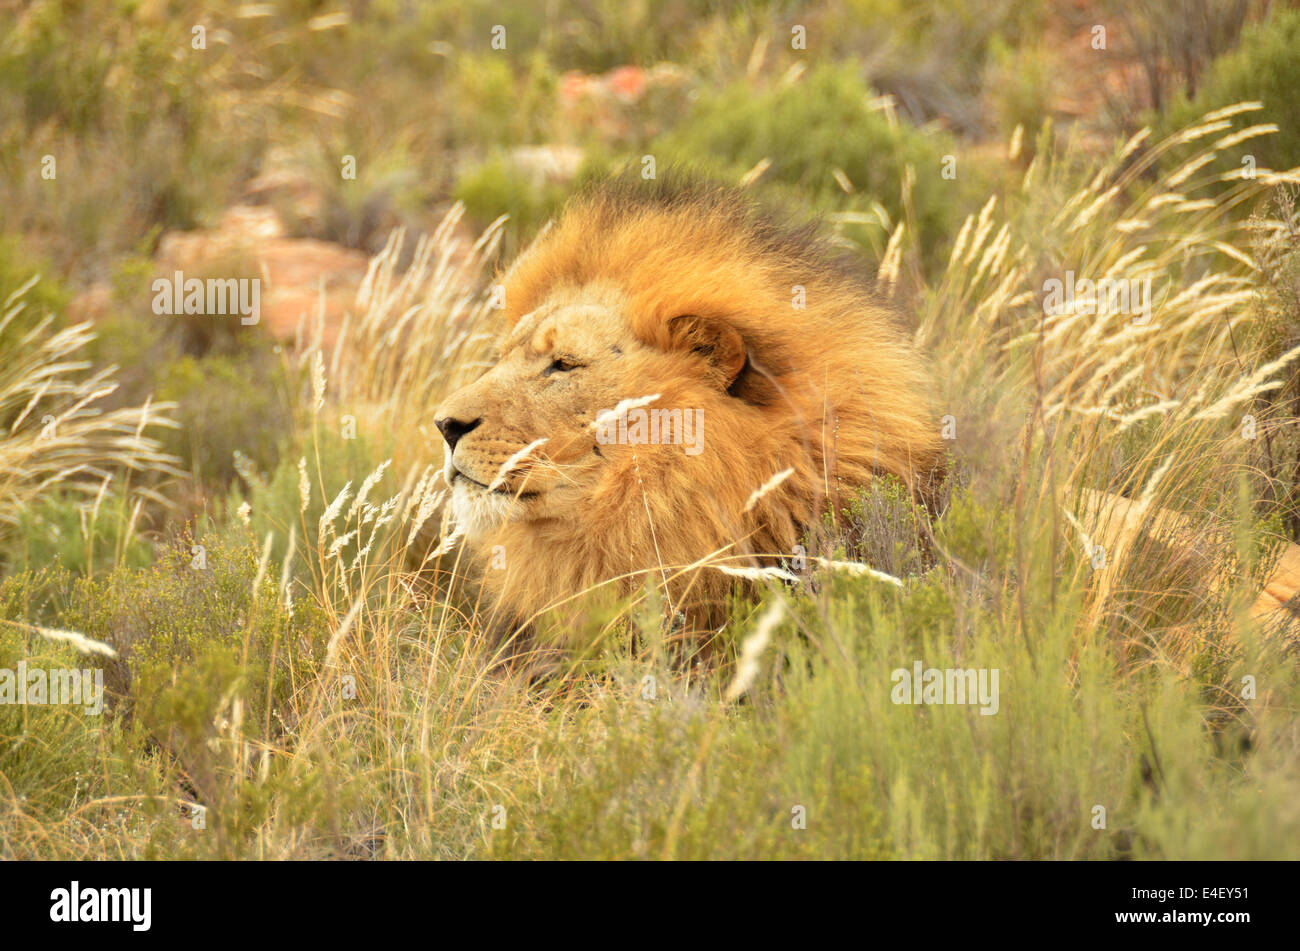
153;205;370;350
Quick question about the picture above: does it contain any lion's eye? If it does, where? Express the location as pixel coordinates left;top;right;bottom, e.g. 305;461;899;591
543;357;581;377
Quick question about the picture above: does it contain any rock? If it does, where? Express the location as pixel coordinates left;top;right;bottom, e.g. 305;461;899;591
154;205;370;349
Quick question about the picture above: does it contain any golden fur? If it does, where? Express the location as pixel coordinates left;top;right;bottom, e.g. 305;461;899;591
434;174;944;648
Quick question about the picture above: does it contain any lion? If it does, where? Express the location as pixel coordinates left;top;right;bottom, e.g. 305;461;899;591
434;173;945;657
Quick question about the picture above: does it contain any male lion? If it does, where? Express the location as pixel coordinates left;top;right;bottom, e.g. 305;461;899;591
435;174;944;656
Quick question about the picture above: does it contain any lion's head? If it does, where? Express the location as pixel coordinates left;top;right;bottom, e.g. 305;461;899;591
435;174;944;645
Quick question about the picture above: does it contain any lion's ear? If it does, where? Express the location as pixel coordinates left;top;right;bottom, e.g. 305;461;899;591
665;314;747;388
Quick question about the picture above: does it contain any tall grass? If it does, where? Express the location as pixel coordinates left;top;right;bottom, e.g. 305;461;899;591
0;277;178;572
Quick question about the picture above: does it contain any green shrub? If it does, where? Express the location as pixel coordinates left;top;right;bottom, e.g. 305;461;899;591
155;348;294;489
824;474;937;578
1158;8;1300;187
489;681;892;860
0;618;130;824
50;526;332;856
984;38;1056;149
450;52;558;149
654;63;979;261
420;0;723;74
0;532;337;858
60;530;327;726
454;154;571;240
454;145;615;253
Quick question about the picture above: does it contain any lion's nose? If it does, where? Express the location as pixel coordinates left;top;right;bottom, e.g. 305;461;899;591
435;415;482;452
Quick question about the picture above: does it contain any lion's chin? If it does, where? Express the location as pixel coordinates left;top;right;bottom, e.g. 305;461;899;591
449;479;518;539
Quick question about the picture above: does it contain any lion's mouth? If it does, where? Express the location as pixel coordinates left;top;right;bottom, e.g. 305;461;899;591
449;464;540;500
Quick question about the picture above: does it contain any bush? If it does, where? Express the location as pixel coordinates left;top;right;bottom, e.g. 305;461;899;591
0;530;332;858
419;0;724;74
1158;8;1300;186
454;154;572;243
60;530;326;722
489;673;893;860
82;253;298;495
654;63;980;261
811;0;1049;135
984;38;1056;148
0;606;134;832
155;348;294;489
450;52;558;149
1111;0;1254;116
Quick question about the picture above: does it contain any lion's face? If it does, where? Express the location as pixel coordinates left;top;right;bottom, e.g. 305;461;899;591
427;175;944;640
435;281;721;539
